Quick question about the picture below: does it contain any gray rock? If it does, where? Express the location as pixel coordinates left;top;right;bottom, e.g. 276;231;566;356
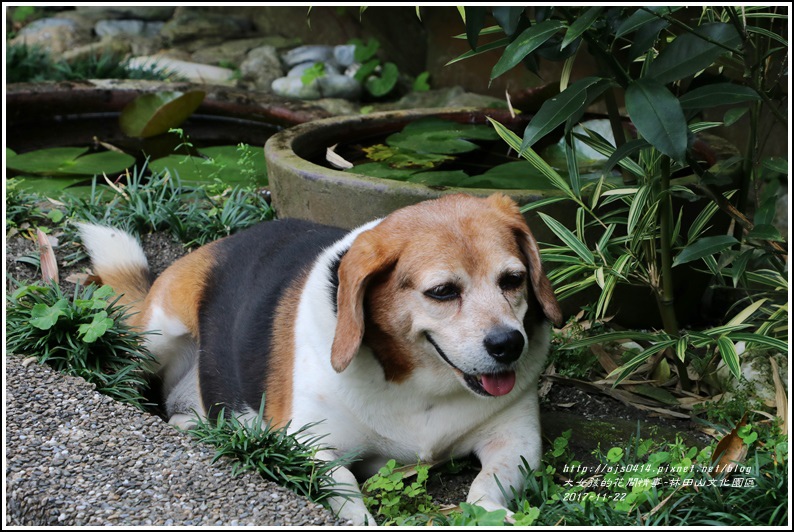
317;74;362;100
161;11;252;45
10;17;90;55
281;45;333;68
75;6;176;21
191;37;300;67
239;45;284;93
271;76;322;100
287;61;340;79
333;44;357;68
94;19;164;39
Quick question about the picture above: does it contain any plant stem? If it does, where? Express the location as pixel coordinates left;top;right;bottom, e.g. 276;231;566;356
656;155;691;390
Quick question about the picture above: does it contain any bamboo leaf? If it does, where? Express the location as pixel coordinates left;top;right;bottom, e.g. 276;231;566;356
672;235;739;267
717;336;741;380
727;298;768;326
608;340;677;385
627;185;653;238
490;20;564;80
625;79;687;162
538;212;595;264
445;38;510;66
487;118;574;197
561;7;602;48
675;337;688;362
519;196;568;213
728;333;788;352
521;77;607;149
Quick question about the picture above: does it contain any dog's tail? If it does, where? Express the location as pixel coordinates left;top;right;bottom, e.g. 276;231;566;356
77;223;152;319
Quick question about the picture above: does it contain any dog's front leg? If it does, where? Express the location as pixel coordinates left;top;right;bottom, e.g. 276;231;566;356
466;425;542;517
314;449;377;526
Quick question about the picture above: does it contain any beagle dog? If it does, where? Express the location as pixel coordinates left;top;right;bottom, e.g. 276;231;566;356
78;193;561;524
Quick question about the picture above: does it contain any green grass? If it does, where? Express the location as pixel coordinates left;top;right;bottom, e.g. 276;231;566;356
6;42;175;83
187;399;357;506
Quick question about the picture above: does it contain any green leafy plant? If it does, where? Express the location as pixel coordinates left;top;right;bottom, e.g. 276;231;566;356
5;281;155;408
349;37;429;98
187;398;354;506
119;91;206;138
455;6;787;393
361;459;436;524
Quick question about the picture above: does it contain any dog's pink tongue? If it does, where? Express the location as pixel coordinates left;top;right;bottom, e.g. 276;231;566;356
481;371;516;396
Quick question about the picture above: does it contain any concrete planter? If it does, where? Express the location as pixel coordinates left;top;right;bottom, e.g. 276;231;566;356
264;108;573;245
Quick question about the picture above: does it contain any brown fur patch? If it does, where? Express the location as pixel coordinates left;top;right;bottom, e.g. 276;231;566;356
266;271;307;428
129;242;218;333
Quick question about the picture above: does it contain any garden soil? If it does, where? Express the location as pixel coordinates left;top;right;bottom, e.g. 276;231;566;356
5;229;712;525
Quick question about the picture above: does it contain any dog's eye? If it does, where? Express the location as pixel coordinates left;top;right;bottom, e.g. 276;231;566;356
424;283;460;301
499;272;526;291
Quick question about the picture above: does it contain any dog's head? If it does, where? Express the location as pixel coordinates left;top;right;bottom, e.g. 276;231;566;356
331;193;562;397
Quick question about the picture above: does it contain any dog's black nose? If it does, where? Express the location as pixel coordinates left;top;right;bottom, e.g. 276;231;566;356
484;328;524;363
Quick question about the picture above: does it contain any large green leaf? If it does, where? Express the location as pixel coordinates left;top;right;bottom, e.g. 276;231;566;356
119;90;206;138
491;6;525;36
11;176;89;195
647;22;742;85
490;20;564;80
7;147;135;176
625;79;687;162
464;6;487;50
679;82;762;109
561;7;602;48
672;235;739;267
521;77;609;150
615;6;680;38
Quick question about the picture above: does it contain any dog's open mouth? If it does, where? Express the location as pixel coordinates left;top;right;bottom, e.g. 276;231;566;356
426;334;516;397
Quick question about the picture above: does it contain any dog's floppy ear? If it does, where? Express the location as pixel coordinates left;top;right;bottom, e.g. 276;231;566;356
487;194;563;327
331;230;396;372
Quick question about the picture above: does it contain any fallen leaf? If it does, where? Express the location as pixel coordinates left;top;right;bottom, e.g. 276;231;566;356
326;144;353;170
590;344;619;374
711;413;749;475
37;228;59;284
65;272;90;285
769;357;788;435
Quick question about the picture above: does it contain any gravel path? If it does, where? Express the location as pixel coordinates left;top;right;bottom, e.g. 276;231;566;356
4;355;346;526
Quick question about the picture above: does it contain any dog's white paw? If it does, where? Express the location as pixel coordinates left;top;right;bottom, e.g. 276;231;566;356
168;413;198;430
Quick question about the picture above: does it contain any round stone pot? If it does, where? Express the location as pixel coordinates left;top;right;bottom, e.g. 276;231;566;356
264;107;574;244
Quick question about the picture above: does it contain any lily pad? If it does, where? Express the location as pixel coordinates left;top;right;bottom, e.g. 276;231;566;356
148;144;268;186
6;147;135;176
119;90;206;138
475;161;560;190
406;170;470;187
387;118;499;155
362;144;451;169
10;176;91;196
346;162;419;180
